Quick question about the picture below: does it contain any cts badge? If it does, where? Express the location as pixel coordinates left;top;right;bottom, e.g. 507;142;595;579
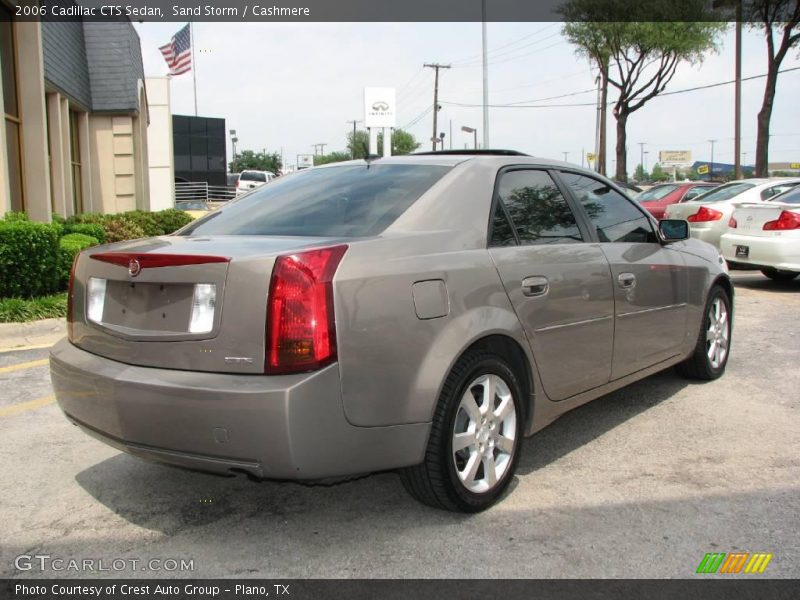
128;258;142;277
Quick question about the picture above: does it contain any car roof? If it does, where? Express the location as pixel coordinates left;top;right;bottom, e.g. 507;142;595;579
312;153;590;170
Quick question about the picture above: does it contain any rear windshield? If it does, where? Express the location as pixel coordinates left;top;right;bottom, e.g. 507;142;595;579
239;171;268;182
637;185;678;201
770;186;800;204
182;164;450;237
688;182;755;203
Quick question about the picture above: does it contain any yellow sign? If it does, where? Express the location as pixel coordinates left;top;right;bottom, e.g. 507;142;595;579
790;163;800;169
697;165;710;175
587;153;596;161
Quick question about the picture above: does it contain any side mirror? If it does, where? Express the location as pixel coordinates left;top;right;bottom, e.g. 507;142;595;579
659;219;689;242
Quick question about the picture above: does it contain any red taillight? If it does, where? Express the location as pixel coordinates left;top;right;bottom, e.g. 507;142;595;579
763;210;800;231
728;216;737;228
687;206;724;223
265;245;348;374
66;254;80;341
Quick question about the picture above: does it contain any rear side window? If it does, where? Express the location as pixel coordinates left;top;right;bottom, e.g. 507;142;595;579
682;186;711;201
240;171;268;182
560;172;656;243
689;182;754;203
183;164;450;237
761;182;800;200
769;186;800;204
491;170;583;246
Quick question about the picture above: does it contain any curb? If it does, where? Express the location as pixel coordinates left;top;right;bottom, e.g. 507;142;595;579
0;318;66;352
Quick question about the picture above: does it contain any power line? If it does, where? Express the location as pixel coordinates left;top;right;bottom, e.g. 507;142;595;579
449;23;557;66
454;31;564;67
440;65;800;109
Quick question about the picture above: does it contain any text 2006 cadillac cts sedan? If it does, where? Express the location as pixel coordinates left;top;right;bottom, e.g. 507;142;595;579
50;152;733;512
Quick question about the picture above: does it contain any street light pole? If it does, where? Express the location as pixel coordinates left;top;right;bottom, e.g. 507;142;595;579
709;139;717;180
481;0;490;149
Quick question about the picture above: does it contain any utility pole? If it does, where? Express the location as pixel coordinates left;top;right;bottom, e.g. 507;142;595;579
346;120;362;159
734;0;743;179
424;63;450;150
562;152;569;162
481;0;490;149
709;139;717;180
638;142;646;175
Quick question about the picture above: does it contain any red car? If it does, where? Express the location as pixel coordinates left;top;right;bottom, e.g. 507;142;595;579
637;183;719;220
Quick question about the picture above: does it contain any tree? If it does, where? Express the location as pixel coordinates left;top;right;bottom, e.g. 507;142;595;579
746;0;800;176
563;1;725;181
230;150;282;174
348;129;420;159
634;164;649;182
314;151;352;166
651;163;670;182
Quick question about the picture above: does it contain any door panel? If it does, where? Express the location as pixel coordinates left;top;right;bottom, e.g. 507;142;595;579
491;245;614;400
557;171;690;379
599;244;688;378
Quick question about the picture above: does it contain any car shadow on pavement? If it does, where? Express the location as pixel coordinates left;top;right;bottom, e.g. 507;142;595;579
730;274;799;294
73;369;694;534
516;369;690;476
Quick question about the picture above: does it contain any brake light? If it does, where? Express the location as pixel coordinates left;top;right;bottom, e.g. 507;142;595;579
265;245;348;374
66;254;80;341
687;207;723;222
763;210;800;231
728;216;737;228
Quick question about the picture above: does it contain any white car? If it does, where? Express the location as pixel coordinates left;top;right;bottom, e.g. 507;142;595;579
664;178;800;248
235;170;275;195
720;185;800;280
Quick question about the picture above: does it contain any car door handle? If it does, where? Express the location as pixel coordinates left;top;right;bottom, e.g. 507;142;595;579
522;276;549;297
618;273;637;289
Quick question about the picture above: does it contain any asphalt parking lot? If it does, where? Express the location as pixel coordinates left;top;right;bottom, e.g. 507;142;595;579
1;271;797;579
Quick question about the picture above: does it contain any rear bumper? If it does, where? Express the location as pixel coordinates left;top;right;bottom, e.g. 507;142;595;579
720;233;800;271
49;339;429;480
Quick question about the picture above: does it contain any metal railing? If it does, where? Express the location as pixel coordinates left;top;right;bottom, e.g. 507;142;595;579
175;182;237;203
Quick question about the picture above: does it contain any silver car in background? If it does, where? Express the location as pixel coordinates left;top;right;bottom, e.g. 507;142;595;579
51;152;733;512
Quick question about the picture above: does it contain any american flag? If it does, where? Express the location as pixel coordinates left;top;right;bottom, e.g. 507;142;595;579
159;24;192;76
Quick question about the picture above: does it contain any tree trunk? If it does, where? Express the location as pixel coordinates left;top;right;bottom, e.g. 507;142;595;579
615;110;628;182
755;62;779;177
598;67;608;176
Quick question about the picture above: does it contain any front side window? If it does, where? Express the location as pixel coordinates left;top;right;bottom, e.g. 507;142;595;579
491;170;582;246
183;164;450;237
560;172;655;243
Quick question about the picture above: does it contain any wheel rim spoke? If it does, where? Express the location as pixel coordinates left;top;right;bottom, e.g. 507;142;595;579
452;372;517;494
453;431;477;452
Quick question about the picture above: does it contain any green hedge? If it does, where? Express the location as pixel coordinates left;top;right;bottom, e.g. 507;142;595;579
2;209;196;301
0;219;61;298
58;233;99;288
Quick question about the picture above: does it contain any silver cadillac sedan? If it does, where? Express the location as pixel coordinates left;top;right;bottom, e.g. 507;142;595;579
50;152;733;512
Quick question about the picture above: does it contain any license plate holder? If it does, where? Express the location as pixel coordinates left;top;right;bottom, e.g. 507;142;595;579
735;245;749;258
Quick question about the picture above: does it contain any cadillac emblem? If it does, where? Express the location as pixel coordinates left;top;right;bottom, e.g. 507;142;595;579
128;258;142;277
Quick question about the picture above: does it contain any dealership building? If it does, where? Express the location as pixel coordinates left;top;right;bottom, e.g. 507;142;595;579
0;4;154;221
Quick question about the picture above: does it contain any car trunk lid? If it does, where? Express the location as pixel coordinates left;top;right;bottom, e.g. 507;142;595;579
732;202;796;237
70;235;345;374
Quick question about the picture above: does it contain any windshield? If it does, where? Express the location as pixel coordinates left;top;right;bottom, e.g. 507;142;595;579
637;185;679;201
182;164;451;237
687;182;755;203
770;186;800;205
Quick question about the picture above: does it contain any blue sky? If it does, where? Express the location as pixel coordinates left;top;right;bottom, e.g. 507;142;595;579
134;22;800;174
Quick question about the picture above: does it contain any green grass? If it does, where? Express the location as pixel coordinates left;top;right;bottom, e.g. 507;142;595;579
0;292;68;323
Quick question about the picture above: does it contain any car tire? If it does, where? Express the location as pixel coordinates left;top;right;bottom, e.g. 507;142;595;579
400;351;524;512
760;268;798;281
676;284;732;381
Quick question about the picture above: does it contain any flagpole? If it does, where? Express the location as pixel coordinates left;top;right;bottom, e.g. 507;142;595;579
190;21;198;116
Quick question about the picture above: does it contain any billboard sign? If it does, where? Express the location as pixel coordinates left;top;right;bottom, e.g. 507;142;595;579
364;87;396;128
659;150;692;165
